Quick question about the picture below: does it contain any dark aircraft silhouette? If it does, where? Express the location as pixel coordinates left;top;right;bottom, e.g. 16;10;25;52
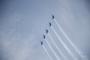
49;22;51;27
52;15;54;19
41;41;43;45
46;29;48;34
43;34;46;39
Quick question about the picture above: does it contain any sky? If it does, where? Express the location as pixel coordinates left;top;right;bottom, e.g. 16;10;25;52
0;0;90;60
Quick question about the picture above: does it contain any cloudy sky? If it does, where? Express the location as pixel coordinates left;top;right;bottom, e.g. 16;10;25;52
0;0;90;60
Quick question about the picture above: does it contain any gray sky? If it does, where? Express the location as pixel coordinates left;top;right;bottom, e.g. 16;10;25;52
0;0;90;60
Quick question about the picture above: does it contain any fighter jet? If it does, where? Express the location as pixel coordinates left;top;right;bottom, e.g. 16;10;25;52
43;34;46;39
49;22;51;27
52;15;54;19
46;29;48;34
41;41;43;45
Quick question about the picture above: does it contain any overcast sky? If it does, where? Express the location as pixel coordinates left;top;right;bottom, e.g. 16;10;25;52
0;0;90;60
